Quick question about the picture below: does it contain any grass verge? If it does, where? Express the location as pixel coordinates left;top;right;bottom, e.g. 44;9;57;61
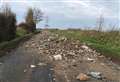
0;33;33;56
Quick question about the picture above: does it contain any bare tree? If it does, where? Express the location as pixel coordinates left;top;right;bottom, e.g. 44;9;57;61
33;8;43;24
96;15;104;32
25;8;43;32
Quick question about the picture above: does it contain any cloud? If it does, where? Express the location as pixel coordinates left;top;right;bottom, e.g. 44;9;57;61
0;0;119;28
1;0;118;19
58;0;118;19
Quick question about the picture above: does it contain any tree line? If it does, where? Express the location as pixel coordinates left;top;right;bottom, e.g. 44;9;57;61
0;5;43;42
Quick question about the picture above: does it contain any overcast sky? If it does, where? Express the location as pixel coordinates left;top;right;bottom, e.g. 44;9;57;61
0;0;119;29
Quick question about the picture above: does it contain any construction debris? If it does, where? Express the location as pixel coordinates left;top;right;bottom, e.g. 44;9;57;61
76;73;89;81
88;71;103;79
30;65;36;68
24;31;120;82
37;62;47;66
24;69;27;73
53;54;62;61
87;57;95;62
59;37;67;41
81;45;89;50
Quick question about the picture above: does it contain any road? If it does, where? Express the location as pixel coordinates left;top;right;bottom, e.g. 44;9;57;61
0;31;55;82
0;30;119;82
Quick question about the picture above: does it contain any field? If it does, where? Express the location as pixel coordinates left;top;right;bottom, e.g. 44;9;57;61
50;29;120;60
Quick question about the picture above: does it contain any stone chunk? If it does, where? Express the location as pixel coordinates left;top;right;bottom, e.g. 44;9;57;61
87;57;95;62
53;54;62;61
30;65;36;68
76;73;89;81
81;45;89;50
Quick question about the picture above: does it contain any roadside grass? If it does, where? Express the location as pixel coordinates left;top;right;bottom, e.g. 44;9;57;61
0;33;33;56
0;28;41;56
50;29;120;59
16;28;28;37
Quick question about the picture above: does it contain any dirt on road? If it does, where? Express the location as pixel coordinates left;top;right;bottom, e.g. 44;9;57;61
0;30;119;82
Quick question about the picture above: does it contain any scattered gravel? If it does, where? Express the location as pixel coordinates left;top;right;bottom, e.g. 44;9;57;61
23;30;120;82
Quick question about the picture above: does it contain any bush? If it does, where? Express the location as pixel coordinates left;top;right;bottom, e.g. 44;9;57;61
0;33;33;56
0;5;17;42
16;27;27;37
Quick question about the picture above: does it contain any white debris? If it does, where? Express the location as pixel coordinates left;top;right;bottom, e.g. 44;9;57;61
48;36;55;41
81;45;89;50
53;78;56;81
53;54;62;61
100;63;105;66
50;68;54;71
37;62;47;66
87;58;95;62
59;37;67;41
24;69;27;72
30;65;36;68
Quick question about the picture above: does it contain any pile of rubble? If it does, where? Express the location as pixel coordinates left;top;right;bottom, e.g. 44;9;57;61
24;31;120;82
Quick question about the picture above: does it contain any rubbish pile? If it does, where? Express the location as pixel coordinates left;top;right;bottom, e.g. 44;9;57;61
24;31;120;82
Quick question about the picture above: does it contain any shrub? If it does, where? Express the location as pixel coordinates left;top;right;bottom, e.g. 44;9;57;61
16;27;27;37
0;5;17;42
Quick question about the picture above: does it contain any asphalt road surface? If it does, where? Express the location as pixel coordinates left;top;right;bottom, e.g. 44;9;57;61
0;41;55;82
